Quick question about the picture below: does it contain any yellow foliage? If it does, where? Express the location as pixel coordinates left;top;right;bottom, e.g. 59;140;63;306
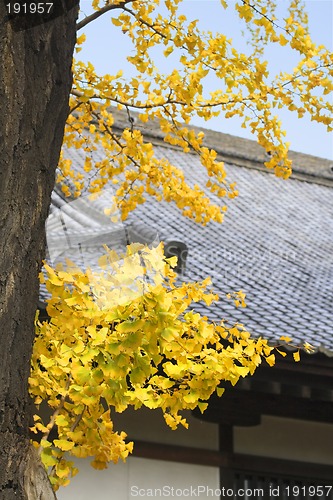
293;350;301;362
31;0;333;490
61;0;333;212
31;244;287;488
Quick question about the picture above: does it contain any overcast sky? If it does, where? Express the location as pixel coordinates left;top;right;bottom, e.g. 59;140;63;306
77;0;333;160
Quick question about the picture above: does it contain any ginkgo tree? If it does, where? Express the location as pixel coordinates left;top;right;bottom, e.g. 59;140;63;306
29;0;333;491
0;0;332;498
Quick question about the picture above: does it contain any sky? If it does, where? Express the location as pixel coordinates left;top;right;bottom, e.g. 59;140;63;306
77;0;333;160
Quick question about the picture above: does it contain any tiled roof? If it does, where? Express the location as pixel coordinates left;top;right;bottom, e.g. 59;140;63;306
110;108;333;184
44;124;333;356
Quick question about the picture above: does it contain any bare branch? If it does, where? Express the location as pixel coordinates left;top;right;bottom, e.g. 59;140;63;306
77;0;136;31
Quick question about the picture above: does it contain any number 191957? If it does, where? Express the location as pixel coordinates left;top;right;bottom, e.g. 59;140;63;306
6;3;54;14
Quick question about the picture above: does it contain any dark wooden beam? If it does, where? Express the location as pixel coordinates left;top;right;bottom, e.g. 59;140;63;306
229;453;333;482
254;364;333;391
219;425;233;454
131;439;333;482
194;390;333;425
132;440;225;467
260;352;333;380
219;425;234;489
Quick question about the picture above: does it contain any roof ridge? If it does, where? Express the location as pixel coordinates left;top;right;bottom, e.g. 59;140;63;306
109;107;333;186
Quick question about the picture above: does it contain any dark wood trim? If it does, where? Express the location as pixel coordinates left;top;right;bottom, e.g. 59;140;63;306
229;453;333;482
219;425;234;489
132;440;225;467
196;390;333;424
132;439;333;482
219;425;233;454
273;351;333;373
255;353;333;390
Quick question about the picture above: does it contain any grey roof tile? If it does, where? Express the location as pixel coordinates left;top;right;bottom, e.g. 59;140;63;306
42;138;333;355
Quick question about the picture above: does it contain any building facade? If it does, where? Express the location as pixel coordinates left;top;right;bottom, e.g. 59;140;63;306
41;113;333;499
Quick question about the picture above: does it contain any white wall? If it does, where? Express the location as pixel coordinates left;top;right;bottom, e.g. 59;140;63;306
56;410;333;499
57;408;220;499
234;415;333;464
57;457;220;500
111;407;219;450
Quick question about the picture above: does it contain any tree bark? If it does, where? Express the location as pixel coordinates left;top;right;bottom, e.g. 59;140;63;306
0;2;79;498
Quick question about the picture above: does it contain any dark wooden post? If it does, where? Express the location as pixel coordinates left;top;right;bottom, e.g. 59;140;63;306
219;424;235;495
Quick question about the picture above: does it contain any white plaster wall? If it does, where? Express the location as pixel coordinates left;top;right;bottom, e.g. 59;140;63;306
57;457;220;500
234;415;333;464
57;457;128;500
57;409;220;499
112;407;219;450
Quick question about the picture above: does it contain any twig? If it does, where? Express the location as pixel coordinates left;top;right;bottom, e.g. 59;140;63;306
77;0;136;31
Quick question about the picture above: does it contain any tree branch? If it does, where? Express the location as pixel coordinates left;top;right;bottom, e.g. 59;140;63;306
77;0;136;31
39;376;72;451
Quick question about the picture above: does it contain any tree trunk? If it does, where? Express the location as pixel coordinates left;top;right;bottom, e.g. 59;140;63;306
0;2;79;498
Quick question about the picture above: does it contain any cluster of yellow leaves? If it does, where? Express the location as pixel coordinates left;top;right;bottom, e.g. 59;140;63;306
226;289;247;308
58;0;333;217
31;244;279;489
